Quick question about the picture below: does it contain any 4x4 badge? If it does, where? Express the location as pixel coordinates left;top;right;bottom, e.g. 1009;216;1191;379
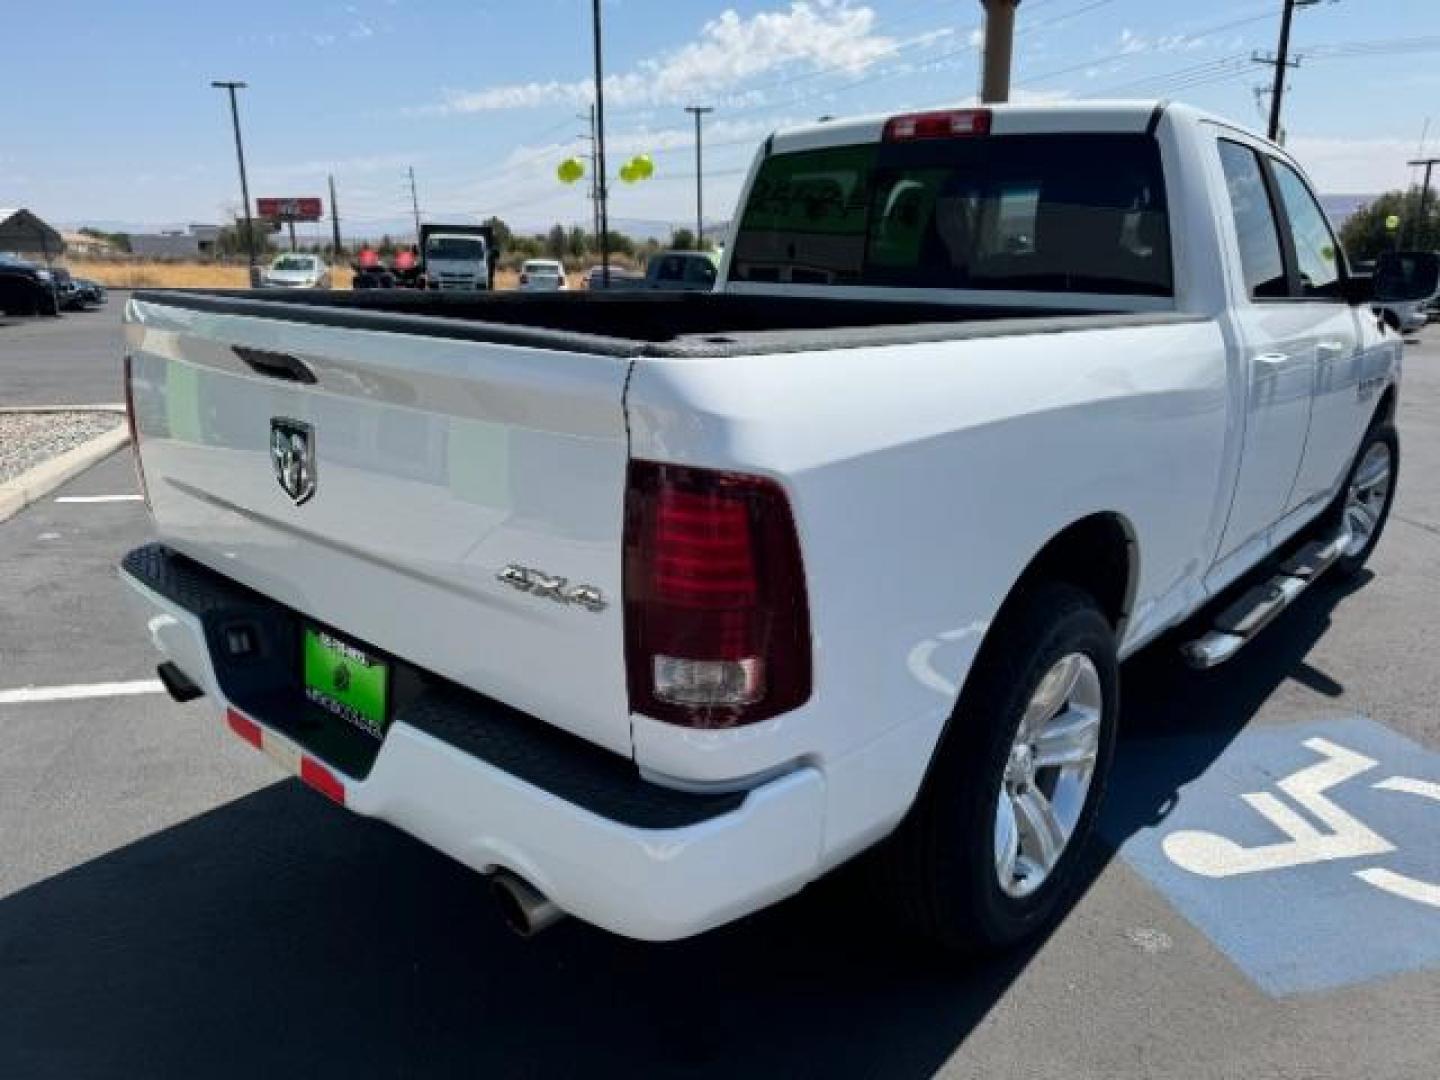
270;418;316;505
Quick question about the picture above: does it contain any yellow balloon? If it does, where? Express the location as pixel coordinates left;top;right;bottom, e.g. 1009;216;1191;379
557;157;585;184
631;154;654;180
618;162;638;184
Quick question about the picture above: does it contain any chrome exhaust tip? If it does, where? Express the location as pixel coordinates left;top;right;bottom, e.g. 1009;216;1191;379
491;870;564;937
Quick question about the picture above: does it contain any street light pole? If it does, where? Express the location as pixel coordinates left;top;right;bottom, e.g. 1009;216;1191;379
684;106;713;249
211;80;258;286
592;0;610;286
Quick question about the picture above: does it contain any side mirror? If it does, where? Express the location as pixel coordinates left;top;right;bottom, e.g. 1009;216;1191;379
1343;273;1375;306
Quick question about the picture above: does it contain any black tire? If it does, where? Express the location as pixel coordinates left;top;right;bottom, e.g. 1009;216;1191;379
1332;423;1399;579
877;582;1119;955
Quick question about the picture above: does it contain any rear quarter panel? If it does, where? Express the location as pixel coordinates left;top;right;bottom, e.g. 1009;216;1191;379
626;319;1230;862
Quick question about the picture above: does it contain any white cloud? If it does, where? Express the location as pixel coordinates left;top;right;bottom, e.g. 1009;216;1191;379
254;152;419;182
430;2;896;114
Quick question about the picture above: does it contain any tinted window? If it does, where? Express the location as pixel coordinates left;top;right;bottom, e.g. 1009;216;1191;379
1217;140;1288;300
683;256;717;285
654;256;686;282
1270;160;1343;298
731;133;1172;296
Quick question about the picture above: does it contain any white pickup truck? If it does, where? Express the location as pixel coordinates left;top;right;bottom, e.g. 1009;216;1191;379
120;102;1423;953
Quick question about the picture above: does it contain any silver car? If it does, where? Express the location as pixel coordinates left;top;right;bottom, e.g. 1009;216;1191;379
262;254;332;289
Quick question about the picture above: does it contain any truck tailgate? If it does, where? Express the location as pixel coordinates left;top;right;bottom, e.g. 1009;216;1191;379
124;296;636;758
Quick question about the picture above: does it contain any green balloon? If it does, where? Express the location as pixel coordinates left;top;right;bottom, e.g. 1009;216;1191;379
618;162;638;184
557;157;585;184
632;154;654;179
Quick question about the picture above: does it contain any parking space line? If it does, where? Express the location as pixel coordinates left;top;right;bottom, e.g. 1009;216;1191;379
0;679;164;705
54;495;143;504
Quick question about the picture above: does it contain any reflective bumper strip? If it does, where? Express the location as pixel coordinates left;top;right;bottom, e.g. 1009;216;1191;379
225;707;347;806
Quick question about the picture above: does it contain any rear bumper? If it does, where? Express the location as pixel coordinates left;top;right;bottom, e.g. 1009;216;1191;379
119;544;825;941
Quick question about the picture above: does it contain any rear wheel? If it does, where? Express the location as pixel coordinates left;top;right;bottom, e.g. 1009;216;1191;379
879;582;1119;954
1333;424;1398;578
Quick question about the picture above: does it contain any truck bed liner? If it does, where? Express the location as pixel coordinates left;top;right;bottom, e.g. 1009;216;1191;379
131;289;1200;358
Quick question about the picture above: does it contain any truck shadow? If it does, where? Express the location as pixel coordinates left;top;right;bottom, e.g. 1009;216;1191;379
0;574;1369;1080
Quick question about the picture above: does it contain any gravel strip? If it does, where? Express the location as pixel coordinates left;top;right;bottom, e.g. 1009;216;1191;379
0;411;125;483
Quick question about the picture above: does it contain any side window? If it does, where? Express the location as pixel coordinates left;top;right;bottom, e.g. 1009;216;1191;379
684;257;717;286
1217;140;1288;300
655;256;685;282
1270;159;1343;298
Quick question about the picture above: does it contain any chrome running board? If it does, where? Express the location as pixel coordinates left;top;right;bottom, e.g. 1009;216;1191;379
1182;525;1352;670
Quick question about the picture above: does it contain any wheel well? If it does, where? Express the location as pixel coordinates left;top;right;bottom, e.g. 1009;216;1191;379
1011;513;1137;633
1375;385;1397;429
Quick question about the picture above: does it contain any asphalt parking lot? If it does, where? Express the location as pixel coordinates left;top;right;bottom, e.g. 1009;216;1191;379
2;308;1438;1078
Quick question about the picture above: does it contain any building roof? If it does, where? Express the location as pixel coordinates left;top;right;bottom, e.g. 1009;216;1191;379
0;208;64;255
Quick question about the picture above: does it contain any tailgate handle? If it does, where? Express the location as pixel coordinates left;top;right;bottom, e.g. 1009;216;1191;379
234;346;317;385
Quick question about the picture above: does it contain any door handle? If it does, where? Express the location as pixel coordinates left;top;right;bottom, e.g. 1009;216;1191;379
233;346;317;384
1316;340;1347;359
1256;352;1289;367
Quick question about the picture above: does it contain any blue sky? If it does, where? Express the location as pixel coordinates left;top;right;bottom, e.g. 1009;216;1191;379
2;0;1437;237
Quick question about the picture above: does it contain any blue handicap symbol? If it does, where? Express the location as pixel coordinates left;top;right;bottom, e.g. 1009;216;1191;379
1102;715;1440;995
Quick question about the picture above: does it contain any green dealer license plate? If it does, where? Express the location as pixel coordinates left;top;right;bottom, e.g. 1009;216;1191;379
303;626;390;738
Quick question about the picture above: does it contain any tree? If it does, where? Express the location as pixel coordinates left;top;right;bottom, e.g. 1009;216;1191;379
1340;187;1440;262
567;226;589;260
215;220;275;258
669;228;697;251
545;223;568;260
482;215;513;252
79;226;131;253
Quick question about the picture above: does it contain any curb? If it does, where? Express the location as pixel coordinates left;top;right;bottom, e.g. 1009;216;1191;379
0;426;132;525
0;403;125;415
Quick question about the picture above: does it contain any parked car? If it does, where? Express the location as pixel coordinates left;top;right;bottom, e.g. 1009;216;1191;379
518;259;567;291
262;254;331;289
48;266;87;310
121;102;1421;952
0;255;60;316
583;264;643;289
592;250;718;291
74;277;107;306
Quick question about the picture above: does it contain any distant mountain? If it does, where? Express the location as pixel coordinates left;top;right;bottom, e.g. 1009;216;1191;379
1320;194;1376;230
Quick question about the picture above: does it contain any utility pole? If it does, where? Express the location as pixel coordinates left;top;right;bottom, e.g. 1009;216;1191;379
591;0;610;285
579;105;600;247
1255;0;1323;143
407;166;422;244
211;80;258;286
979;0;1021;104
684;106;713;249
1408;158;1440;249
328;173;344;259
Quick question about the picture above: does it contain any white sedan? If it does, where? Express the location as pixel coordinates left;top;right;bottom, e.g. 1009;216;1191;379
518;259;567;291
262;254;332;289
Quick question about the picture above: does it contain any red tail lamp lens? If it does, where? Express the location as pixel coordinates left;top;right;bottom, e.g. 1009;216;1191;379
624;461;811;728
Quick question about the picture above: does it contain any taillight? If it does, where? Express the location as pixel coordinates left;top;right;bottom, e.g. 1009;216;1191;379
883;108;991;142
122;354;151;510
624;461;811;728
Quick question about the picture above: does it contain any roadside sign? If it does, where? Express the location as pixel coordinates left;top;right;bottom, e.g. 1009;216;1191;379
1104;716;1440;995
257;197;323;222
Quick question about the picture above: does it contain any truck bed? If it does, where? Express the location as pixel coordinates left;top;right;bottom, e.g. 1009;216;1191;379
131;289;1197;358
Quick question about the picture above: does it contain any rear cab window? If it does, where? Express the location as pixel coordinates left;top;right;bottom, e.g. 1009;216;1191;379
730;132;1173;297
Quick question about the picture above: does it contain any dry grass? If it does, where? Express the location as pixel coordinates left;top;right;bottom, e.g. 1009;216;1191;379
66;260;356;290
